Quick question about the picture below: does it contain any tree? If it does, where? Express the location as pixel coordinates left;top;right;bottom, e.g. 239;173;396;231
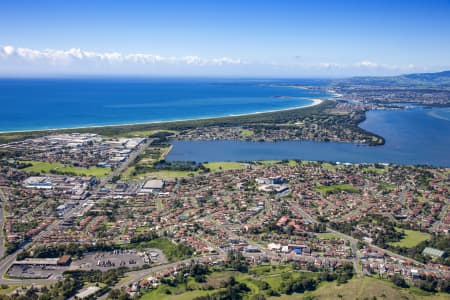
390;274;408;288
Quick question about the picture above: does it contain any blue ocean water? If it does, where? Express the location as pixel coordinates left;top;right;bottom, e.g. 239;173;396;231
0;78;330;132
167;107;450;167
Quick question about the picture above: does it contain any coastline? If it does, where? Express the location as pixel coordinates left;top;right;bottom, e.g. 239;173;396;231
0;98;325;135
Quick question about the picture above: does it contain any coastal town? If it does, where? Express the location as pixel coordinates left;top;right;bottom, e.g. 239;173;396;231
2;1;450;299
0;131;448;299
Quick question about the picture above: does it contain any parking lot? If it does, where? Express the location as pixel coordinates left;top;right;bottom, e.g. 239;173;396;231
71;248;167;271
7;265;65;279
7;248;168;279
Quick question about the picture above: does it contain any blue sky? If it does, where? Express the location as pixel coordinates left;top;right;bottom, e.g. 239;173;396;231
1;0;450;77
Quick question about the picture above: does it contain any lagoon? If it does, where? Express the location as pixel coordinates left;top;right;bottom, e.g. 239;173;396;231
167;106;450;167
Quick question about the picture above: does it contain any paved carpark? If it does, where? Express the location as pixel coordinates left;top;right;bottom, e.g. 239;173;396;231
71;248;167;271
7;264;65;279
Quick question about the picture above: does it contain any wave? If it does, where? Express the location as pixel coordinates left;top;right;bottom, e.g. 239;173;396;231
427;109;450;121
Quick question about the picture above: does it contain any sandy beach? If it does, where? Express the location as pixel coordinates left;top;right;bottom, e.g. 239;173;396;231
0;98;325;135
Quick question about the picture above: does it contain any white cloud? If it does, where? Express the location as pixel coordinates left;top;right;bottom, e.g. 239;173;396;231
315;60;419;73
0;44;438;77
0;45;242;66
318;62;343;69
356;60;379;68
2;45;15;56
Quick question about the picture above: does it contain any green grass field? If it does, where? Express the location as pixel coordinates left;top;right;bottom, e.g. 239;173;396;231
21;161;111;177
255;160;282;166
315;183;359;196
390;228;431;248
254;160;298;167
316;232;341;240
307;276;448;300
240;129;254;136
132;238;192;262
364;166;388;174
322;162;338;171
145;170;199;179
203;161;246;171
378;182;397;191
138;268;447;300
140;289;214;300
136;159;301;179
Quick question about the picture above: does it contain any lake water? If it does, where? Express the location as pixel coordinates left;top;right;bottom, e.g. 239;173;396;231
0;78;330;132
167;106;450;167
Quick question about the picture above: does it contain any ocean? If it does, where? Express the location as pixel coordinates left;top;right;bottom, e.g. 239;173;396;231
0;78;330;132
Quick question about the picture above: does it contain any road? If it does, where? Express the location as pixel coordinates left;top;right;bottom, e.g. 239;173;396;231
287;198;443;271
0;188;8;258
286;199;363;277
0;138;153;284
206;216;273;257
97;255;224;300
432;202;449;232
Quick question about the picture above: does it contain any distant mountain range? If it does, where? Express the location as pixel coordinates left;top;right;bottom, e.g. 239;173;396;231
334;70;450;87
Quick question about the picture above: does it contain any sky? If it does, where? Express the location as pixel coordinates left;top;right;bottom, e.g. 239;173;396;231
1;0;450;77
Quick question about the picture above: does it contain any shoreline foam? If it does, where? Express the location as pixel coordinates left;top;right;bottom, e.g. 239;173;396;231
0;98;326;135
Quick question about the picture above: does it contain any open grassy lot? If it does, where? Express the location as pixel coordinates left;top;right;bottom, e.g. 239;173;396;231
0;284;29;295
129;238;192;262
390;228;431;248
316;232;341;240
203;161;246;171
307;276;448;300
145;170;199;179
315;183;359;196
141;289;214;300
286;160;299;166
378;182;397;191
21;161;111;177
255;160;282;166
364;166;388;174
254;160;298;167
322;162;338;171
240;129;254;136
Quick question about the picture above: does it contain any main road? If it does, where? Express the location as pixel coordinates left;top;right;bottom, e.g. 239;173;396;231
0;188;8;258
0;138;153;284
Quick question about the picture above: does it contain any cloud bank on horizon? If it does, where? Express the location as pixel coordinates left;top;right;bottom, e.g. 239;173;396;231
0;45;242;66
0;44;445;77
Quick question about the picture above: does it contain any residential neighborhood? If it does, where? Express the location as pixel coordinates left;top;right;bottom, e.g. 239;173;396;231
0;132;448;299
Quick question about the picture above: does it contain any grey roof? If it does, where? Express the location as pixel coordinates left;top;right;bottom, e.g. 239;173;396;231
422;247;446;257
